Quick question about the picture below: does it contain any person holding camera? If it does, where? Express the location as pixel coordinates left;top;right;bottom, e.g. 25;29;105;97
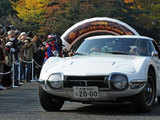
5;30;19;86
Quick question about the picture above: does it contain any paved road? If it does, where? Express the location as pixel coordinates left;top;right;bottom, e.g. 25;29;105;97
0;82;160;120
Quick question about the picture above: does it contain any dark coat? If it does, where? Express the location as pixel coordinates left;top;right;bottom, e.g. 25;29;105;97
0;46;5;62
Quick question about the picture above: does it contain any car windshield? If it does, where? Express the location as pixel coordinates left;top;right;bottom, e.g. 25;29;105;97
75;37;149;56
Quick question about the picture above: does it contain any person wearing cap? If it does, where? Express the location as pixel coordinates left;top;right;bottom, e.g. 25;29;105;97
18;32;27;42
20;38;35;82
33;43;45;78
17;32;28;81
7;30;15;40
44;34;59;62
7;30;19;60
5;30;20;86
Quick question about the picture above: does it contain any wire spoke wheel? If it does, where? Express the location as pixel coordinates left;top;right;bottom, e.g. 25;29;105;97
134;69;156;112
144;81;154;106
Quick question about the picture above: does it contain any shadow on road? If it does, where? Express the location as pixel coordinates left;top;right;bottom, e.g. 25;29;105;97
61;102;160;116
1;82;160;117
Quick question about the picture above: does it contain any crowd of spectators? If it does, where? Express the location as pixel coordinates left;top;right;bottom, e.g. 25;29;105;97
0;24;67;90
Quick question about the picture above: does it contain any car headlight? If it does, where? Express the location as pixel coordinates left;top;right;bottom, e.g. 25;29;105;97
110;73;128;90
47;73;64;89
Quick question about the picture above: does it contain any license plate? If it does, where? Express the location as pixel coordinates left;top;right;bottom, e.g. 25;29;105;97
73;87;99;98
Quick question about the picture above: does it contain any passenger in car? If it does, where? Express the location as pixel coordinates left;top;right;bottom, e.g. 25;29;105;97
129;47;137;55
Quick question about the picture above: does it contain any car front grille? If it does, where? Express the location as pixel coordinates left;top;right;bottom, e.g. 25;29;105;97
66;76;106;81
64;76;109;88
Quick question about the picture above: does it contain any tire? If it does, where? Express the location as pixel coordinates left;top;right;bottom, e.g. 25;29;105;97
39;86;64;111
134;70;156;112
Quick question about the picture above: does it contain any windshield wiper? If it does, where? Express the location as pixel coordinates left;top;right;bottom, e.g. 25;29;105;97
105;51;129;55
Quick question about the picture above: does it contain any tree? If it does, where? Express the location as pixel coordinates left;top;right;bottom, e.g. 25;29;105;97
9;0;160;40
0;0;14;25
11;0;49;23
39;0;72;35
0;0;14;16
9;0;51;33
121;0;160;40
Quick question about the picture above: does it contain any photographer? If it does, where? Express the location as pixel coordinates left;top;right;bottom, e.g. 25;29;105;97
44;34;59;62
33;44;45;78
20;38;35;82
5;30;20;86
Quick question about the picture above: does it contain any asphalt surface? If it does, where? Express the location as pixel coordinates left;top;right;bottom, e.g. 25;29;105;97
0;82;160;120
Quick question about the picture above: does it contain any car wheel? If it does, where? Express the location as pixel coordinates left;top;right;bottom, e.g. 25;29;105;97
39;86;64;112
134;70;156;112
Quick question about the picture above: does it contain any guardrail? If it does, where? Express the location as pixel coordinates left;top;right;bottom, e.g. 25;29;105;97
0;59;41;88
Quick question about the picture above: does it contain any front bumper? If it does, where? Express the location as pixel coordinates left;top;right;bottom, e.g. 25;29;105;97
40;81;146;102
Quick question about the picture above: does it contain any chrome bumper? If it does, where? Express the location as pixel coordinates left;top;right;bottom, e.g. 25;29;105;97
40;82;146;101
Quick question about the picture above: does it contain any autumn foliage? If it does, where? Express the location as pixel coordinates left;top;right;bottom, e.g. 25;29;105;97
123;0;134;4
8;0;160;40
10;0;50;22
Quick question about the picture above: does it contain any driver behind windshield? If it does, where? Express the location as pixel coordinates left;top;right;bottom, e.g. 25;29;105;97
101;39;129;53
101;40;116;53
89;44;101;53
75;37;137;55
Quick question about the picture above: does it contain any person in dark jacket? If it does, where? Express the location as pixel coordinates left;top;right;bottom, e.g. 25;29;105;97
20;38;35;82
0;40;6;90
33;44;45;78
5;30;20;86
55;33;63;57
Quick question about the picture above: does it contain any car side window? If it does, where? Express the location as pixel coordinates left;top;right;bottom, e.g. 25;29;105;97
152;41;160;57
148;41;156;56
137;40;149;56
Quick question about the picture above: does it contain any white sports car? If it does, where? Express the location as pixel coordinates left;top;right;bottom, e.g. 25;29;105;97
39;35;160;112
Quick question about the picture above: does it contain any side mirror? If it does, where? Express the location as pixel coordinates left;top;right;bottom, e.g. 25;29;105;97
152;51;159;57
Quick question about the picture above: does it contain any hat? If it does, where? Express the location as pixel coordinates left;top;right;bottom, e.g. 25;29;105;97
20;32;27;36
47;34;56;43
48;34;55;39
7;30;15;35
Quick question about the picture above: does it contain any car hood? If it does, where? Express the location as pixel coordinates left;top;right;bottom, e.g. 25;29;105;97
44;55;146;76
